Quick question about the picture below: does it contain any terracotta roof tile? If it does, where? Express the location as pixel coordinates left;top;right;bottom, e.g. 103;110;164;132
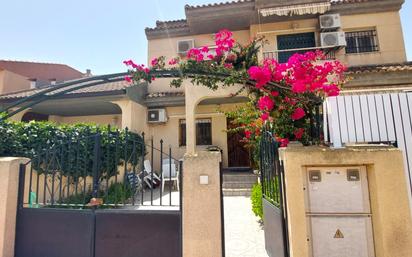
0;79;130;100
145;19;189;32
184;0;253;10
347;62;412;74
331;0;373;5
0;60;84;83
184;0;373;9
148;0;380;32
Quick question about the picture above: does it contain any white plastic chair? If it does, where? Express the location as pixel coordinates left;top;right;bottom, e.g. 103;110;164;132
162;163;179;192
143;160;161;188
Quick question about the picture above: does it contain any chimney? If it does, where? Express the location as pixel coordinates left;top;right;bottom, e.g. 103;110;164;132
29;79;37;89
85;69;92;77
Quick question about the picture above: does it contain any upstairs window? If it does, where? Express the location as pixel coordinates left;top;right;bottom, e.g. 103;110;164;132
345;30;379;54
179;118;212;146
277;32;316;63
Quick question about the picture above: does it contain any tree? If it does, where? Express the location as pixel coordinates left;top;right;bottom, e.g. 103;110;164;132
124;29;346;149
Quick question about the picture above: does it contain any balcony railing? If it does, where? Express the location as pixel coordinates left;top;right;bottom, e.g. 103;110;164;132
262;46;338;63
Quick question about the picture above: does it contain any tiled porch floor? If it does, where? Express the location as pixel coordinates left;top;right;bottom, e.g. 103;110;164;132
224;196;269;257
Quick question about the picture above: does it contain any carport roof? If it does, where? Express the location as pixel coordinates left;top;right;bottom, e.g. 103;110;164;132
0;79;131;101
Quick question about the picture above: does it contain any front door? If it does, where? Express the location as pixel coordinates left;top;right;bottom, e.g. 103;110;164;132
227;119;251;168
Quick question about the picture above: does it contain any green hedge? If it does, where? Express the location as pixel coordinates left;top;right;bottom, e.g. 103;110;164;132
251;183;263;220
0;119;144;178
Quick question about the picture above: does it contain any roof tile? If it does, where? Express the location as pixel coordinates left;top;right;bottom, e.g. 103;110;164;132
0;79;130;100
347;62;412;74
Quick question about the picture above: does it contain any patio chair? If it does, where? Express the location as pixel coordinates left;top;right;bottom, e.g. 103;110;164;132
126;172;143;194
143;160;161;189
162;162;179;192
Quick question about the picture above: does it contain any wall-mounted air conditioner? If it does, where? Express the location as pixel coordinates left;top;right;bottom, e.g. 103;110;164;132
147;108;167;123
177;39;194;54
321;32;347;47
319;14;341;30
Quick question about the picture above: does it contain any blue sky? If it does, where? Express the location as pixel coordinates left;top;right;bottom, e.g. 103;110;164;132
0;0;411;75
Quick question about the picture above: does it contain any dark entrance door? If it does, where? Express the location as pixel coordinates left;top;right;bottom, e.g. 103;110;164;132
277;32;316;63
227;119;251;168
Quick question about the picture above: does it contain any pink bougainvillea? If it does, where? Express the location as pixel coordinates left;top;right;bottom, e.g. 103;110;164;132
294;128;305;140
150;58;158;67
124;75;132;83
248;66;272;89
124;29;346;147
257;96;274;111
168;58;178;65
278;138;290;147
261;112;269;121
291;107;306;121
245;130;252;139
215;29;235;55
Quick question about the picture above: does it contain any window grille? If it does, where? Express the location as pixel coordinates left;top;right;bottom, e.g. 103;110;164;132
179;118;212;146
345;30;379;54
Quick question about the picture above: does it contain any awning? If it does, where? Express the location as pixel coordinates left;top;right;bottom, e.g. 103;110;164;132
259;2;331;17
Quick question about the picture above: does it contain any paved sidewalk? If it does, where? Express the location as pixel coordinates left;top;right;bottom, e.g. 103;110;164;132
224;196;269;257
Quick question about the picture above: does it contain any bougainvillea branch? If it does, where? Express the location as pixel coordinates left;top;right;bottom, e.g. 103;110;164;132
124;29;346;151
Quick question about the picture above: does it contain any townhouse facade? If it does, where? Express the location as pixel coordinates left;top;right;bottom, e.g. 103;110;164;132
0;0;411;170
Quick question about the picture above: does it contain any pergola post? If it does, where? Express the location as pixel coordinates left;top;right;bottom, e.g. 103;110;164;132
184;93;197;154
112;100;147;134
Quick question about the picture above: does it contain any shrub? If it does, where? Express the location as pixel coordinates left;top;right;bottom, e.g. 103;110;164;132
0;119;144;179
251;183;263;220
51;182;134;208
103;182;133;205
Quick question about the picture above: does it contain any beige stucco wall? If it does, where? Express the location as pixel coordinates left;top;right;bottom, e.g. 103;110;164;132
280;146;412;257
142;103;241;168
0;70;30;95
183;151;222;257
49;114;122;128
148;78;186;94
147;30;250;65
251;11;406;66
0;157;29;257
339;11;406;66
113;99;147;135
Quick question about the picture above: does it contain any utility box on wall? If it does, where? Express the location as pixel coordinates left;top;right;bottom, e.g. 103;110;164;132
304;166;375;257
279;146;412;257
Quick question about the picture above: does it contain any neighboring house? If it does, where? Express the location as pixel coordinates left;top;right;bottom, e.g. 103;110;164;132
0;60;85;94
0;0;411;170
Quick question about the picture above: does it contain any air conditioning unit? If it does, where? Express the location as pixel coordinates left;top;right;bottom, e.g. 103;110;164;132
321;32;347;47
147;108;167;123
177;39;194;54
319;14;341;30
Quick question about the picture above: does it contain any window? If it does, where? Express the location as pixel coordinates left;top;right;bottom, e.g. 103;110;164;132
345;30;379;54
179;119;212;146
277;32;316;63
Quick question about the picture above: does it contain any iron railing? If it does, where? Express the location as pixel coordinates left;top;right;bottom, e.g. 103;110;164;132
259;129;289;257
262;46;337;63
20;127;182;209
260;131;283;206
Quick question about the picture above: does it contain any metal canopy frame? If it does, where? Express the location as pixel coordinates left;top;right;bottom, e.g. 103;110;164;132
0;69;320;120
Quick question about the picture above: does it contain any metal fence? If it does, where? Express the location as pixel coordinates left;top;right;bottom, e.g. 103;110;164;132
21;128;182;209
324;91;412;209
15;128;183;257
260;130;289;257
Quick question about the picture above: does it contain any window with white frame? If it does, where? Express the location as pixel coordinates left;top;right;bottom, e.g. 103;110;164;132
345;30;379;54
